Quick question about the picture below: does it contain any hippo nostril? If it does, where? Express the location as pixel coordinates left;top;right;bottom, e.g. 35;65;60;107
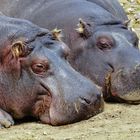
79;97;91;105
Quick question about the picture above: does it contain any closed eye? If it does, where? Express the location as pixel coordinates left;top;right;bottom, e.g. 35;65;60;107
31;63;49;75
96;36;114;50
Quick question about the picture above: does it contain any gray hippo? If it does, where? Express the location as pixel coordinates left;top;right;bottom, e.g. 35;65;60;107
0;15;103;128
0;0;140;103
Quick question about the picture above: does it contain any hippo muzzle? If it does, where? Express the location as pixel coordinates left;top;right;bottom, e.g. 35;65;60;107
110;65;140;103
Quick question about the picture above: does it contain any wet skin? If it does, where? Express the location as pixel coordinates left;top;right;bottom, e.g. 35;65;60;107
0;15;103;128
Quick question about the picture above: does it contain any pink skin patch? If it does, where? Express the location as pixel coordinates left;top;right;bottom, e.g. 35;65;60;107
112;91;118;96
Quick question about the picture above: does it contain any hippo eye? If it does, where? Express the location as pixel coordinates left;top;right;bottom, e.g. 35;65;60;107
31;63;49;75
96;36;113;50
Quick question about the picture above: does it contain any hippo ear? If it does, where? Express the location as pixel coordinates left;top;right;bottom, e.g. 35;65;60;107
51;28;63;41
11;41;26;58
123;19;133;31
123;19;131;27
76;18;92;38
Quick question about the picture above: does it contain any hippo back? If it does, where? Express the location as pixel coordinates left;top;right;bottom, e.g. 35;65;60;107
87;0;128;20
0;0;128;21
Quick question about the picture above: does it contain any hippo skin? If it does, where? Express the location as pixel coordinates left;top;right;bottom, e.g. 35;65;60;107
0;0;139;103
0;15;104;128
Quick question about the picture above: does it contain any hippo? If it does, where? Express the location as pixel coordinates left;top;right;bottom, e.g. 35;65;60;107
0;0;140;104
0;15;104;128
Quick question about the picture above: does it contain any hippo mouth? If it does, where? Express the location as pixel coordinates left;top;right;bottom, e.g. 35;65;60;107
33;82;53;125
37;83;104;126
103;72;126;102
103;71;140;104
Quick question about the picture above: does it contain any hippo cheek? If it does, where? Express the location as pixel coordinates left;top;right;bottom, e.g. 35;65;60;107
32;88;52;125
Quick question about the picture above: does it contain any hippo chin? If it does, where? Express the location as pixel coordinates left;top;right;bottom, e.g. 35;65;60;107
0;15;104;128
0;0;139;104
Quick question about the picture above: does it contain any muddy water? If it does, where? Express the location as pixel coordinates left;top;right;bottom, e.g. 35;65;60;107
0;0;140;140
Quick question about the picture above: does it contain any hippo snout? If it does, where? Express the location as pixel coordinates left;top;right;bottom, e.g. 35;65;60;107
48;83;104;125
109;64;140;103
79;90;104;116
38;71;104;126
79;88;103;108
49;94;104;126
77;79;104;116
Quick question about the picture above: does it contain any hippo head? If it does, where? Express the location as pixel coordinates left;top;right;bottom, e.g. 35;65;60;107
70;19;140;104
0;16;103;126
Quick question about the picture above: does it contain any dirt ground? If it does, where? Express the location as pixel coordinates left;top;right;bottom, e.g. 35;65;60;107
0;103;140;140
0;1;140;140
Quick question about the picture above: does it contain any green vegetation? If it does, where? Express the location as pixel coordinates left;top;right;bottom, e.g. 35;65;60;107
120;0;140;40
